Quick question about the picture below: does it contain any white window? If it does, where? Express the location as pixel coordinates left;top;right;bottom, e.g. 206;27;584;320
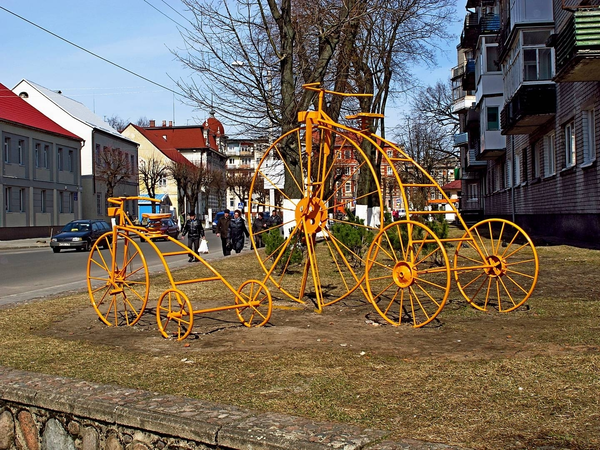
4;137;10;163
18;140;24;165
582;109;596;164
158;176;167;187
564;122;576;168
514;149;521;185
386;150;393;158
387;166;393;176
467;183;478;201
522;30;553;81
544;132;556;176
345;182;352;193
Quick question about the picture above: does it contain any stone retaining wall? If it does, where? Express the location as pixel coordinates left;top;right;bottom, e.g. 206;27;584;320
0;366;465;450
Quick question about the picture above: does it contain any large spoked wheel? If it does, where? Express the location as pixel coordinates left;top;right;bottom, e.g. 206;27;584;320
365;220;451;327
454;218;539;312
156;288;194;340
235;280;273;327
248;125;384;310
87;232;149;326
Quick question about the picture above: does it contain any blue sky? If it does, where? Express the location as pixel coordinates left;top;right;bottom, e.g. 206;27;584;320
0;0;463;136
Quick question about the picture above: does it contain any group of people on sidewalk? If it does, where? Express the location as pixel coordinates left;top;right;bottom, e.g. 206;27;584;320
182;208;284;261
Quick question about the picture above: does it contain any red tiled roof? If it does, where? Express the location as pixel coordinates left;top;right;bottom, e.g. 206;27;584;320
131;125;193;166
441;179;462;191
0;83;82;141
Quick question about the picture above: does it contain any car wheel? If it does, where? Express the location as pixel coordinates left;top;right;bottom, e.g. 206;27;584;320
53;247;60;253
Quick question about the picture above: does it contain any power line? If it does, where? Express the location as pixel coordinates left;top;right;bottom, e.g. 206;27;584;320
141;0;194;31
0;5;185;98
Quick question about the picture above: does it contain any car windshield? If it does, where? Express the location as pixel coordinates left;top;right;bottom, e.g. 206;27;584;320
63;222;89;232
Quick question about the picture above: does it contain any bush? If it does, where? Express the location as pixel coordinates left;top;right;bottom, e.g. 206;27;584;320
262;228;303;273
330;210;375;267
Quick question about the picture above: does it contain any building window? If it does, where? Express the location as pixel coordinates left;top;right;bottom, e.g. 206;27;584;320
564;122;576;168
158;176;167;188
387;166;393;176
43;145;49;168
35;144;40;168
522;30;553;81
486;44;499;72
41;190;46;213
345;182;352;193
5;187;10;212
386;150;393;158
582;109;596;164
96;193;102;215
19;189;25;212
4;137;10;163
487;107;499;131
18;140;24;165
229;198;234;208
57;147;63;171
544;132;556;176
68;150;74;172
514;149;521;185
344;150;352;159
533;141;541;178
69;193;74;213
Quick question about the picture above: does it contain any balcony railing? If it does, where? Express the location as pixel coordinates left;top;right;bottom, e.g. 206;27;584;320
467;149;488;170
500;84;556;135
451;63;465;80
454;132;469;147
460;13;480;49
554;8;600;82
462;59;476;91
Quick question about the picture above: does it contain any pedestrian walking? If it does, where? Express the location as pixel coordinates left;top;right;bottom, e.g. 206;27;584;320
181;212;204;262
268;209;283;230
216;209;232;256
229;210;249;254
251;212;267;249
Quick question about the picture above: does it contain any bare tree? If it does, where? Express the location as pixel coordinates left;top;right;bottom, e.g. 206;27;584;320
227;170;254;208
393;117;456;214
95;147;132;199
139;157;170;213
410;80;459;135
168;160;193;219
210;169;228;210
136;116;150;127
105;115;129;133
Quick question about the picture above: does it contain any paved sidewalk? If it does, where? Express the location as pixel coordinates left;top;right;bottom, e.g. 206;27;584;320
0;236;51;250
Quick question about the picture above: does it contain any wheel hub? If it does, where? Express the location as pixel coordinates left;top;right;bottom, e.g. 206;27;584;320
392;261;417;288
485;255;506;277
295;196;328;234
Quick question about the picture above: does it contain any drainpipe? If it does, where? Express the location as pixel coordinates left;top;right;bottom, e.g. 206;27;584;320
511;135;516;223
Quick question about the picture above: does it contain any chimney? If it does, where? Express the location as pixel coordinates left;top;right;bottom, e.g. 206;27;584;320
149;120;155;127
169;121;173;127
162;120;166;127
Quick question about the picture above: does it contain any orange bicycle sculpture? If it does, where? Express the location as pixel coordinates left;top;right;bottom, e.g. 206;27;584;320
86;196;271;340
248;83;539;327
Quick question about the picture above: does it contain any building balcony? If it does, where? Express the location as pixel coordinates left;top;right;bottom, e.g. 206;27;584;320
554;8;600;82
460;13;480;49
462;59;476;91
465;107;480;126
451;63;465;81
454;132;469;147
500;84;556;135
477;130;506;160
452;93;476;114
466;148;488;170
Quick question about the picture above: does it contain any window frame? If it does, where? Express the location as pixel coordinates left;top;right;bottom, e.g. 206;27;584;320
564;121;576;168
487;106;500;131
544;132;556;176
582;108;596;165
4;137;10;163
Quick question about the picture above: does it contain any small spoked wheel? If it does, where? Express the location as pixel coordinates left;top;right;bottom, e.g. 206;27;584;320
454;218;539;312
365;220;451;327
87;232;149;326
235;280;273;327
156;289;194;340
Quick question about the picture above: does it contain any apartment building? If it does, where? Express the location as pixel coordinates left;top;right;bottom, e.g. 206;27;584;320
454;0;600;246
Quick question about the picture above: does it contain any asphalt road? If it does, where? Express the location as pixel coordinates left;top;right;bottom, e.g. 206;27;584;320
0;232;225;306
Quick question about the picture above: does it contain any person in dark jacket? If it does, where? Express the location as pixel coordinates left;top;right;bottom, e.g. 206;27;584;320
229;210;249;254
215;209;232;256
268;209;283;232
181;212;204;262
251;212;267;249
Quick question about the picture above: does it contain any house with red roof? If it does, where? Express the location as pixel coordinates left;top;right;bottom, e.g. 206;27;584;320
12;79;139;222
1;83;83;239
122;116;227;223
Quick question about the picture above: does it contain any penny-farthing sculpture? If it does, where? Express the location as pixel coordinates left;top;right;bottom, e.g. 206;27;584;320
248;84;385;311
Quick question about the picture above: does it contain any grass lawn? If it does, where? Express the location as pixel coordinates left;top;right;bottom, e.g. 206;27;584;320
0;228;599;450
